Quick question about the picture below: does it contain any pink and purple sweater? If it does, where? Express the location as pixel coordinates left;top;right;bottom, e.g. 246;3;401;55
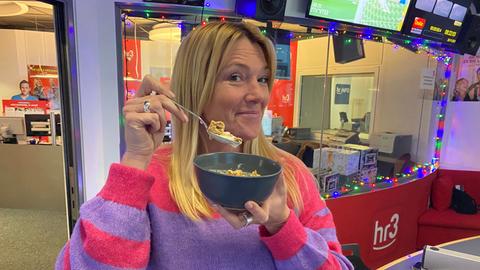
55;146;353;269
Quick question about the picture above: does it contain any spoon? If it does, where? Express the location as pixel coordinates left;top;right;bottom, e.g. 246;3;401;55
165;96;242;148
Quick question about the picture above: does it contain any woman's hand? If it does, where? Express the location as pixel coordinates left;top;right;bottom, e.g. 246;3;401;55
212;174;290;234
121;75;188;170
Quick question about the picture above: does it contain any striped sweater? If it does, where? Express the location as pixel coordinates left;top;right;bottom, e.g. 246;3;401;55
55;146;353;269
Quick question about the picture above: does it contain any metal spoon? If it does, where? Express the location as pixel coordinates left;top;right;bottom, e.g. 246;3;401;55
166;96;242;148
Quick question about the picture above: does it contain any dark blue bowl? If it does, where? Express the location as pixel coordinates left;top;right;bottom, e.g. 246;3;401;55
194;152;282;210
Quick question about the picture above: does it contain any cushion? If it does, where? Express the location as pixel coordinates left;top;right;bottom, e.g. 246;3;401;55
431;176;454;211
419;209;480;230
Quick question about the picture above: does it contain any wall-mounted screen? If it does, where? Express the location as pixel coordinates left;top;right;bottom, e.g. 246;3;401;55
306;0;412;31
402;0;470;44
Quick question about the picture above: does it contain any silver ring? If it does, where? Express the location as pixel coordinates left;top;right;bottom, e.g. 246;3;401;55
143;100;151;113
242;212;253;228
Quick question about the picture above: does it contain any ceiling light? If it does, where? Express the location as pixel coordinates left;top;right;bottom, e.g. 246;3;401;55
148;23;181;41
0;2;29;17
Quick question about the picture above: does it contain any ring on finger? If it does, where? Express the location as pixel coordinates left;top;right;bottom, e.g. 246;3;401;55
143;100;151;113
241;212;254;228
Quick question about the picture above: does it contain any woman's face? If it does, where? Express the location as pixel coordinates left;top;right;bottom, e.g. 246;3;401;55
203;38;270;141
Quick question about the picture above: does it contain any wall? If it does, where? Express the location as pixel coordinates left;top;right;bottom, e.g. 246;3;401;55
0;144;66;212
296;37;437;162
441;103;480;171
0;29;56;101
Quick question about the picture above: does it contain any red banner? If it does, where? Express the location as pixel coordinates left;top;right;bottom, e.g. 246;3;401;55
123;39;142;101
2;100;49;116
326;172;436;269
268;41;297;127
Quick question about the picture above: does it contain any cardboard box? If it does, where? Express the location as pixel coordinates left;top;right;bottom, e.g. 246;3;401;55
343;144;378;170
357;166;378;183
319;171;340;193
321;148;360;175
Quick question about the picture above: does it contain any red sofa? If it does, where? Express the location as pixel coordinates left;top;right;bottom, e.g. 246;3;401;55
417;169;480;249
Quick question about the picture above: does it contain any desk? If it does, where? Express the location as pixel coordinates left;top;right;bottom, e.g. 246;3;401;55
378;235;480;269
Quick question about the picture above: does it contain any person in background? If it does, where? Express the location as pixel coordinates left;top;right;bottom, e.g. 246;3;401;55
465;67;480;101
11;80;38;101
55;22;352;270
32;78;47;100
452;78;469;101
47;78;61;110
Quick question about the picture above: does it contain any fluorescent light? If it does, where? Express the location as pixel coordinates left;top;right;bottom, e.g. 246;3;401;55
0;2;29;17
148;23;181;41
29;74;58;78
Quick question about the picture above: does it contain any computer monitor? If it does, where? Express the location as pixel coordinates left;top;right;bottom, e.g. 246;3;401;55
306;0;412;31
24;114;61;136
0;116;26;135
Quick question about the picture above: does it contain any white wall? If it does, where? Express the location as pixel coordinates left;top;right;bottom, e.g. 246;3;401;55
296;37;437;162
0;29;56;101
441;55;480;171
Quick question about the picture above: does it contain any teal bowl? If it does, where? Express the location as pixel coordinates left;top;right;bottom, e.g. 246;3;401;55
194;152;282;210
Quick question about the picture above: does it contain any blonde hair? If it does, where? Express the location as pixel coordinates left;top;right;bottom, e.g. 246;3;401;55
169;22;302;220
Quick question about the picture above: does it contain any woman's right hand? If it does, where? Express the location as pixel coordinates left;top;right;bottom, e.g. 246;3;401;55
121;75;188;170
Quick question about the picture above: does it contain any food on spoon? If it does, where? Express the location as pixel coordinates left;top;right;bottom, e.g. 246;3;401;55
207;120;242;144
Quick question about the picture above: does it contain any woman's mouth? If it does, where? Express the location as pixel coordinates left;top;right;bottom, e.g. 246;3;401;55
236;111;261;119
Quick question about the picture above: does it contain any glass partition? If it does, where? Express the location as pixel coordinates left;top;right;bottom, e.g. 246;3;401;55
120;11;443;198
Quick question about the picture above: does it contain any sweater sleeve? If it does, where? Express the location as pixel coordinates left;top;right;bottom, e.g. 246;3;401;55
259;157;353;270
55;163;154;270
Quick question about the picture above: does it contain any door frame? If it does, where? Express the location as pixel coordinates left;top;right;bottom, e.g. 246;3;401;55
41;0;82;234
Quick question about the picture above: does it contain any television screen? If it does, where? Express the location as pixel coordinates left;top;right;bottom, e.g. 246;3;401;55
402;0;470;44
306;0;412;31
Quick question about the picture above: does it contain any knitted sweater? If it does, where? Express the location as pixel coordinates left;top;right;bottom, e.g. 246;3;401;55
55;146;353;270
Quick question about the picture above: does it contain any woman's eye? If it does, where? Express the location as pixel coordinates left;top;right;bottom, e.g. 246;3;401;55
258;77;269;84
229;74;242;82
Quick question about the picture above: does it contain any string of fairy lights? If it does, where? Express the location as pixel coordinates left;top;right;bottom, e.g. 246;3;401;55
131;11;454;198
320;52;453;200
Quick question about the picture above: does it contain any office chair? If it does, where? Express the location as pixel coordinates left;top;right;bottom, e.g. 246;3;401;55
342;243;370;270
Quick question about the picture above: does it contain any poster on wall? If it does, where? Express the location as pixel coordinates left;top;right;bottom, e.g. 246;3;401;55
334;84;351;104
452;55;480;102
27;65;61;110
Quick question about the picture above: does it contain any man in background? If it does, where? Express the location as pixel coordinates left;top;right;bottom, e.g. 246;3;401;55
11;80;38;101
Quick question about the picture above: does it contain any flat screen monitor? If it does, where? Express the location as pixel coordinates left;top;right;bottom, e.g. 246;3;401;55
402;0;470;44
306;0;412;31
0;116;25;135
24;114;61;136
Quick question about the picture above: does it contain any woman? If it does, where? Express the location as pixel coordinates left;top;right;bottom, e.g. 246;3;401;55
55;22;352;270
452;78;469;101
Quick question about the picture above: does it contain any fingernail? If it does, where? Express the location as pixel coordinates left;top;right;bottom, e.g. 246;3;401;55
246;202;253;209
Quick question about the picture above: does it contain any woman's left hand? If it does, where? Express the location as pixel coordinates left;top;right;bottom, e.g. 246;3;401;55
212;174;290;234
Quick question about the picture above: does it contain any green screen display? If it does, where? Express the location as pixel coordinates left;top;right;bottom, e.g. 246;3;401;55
308;0;411;31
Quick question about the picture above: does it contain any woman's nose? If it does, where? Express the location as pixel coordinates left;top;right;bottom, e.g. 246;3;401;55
245;80;266;103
